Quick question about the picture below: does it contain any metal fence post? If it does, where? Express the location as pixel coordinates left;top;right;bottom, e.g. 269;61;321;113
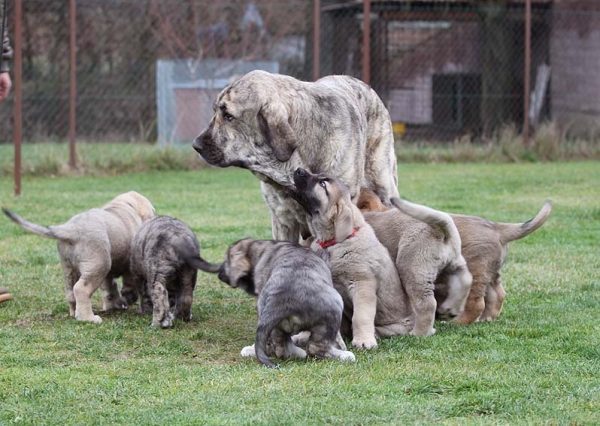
523;0;532;147
362;0;370;85
313;0;320;81
13;0;22;196
69;0;76;168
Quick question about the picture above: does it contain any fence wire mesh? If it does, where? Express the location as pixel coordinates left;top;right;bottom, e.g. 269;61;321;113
1;0;600;145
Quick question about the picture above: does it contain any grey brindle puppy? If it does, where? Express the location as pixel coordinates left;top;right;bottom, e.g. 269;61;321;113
217;238;355;367
130;216;220;328
193;70;399;242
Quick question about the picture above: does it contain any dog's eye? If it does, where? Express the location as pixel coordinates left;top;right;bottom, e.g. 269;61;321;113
319;180;327;188
223;112;235;122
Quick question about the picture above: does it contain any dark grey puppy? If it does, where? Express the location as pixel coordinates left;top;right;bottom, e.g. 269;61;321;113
130;215;220;328
217;238;355;368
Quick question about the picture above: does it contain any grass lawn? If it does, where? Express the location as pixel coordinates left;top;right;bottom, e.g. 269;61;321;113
0;162;599;425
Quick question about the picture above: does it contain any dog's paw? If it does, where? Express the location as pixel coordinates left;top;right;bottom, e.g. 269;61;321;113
352;338;378;349
102;297;128;311
291;331;311;347
338;350;356;362
152;313;174;329
410;327;436;337
76;314;103;324
241;345;256;357
286;346;307;360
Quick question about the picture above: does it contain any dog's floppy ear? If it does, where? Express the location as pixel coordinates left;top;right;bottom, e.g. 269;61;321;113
258;102;297;162
334;201;355;243
230;239;252;277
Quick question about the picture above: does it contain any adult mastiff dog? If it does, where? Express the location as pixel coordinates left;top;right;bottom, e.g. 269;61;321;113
193;70;398;242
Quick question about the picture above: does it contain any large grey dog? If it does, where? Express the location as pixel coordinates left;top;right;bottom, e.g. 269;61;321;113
130;215;221;328
217;238;355;367
3;191;155;323
193;70;399;242
290;168;414;348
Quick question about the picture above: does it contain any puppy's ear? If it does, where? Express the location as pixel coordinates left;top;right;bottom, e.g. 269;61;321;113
231;240;252;277
334;202;355;243
258;102;297;162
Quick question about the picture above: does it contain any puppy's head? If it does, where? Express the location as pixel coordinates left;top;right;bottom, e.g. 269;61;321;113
192;70;297;169
217;238;256;296
357;188;390;213
111;191;155;221
291;168;356;243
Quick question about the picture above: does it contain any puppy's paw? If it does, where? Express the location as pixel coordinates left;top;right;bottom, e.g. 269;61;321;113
352;337;378;349
338;350;356;362
286;346;307;360
291;331;311;347
152;313;174;329
102;297;128;311
241;345;256;358
329;347;356;362
75;312;103;324
410;327;436;337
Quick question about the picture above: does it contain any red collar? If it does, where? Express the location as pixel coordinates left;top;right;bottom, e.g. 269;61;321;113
316;227;360;249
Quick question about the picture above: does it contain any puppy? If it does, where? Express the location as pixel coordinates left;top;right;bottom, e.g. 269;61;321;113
361;196;472;336
217;238;355;367
130;216;221;328
357;188;553;323
3;191;155;323
290;168;414;348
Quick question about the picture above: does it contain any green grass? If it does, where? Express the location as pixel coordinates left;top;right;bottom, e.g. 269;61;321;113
1;162;599;425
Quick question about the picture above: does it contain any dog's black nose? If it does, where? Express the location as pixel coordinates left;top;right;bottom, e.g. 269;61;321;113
293;168;309;188
192;133;206;153
295;168;307;178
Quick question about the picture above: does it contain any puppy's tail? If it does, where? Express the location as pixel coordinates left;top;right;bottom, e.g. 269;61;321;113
2;208;62;240
175;243;222;273
187;255;222;273
255;320;278;368
390;197;462;251
497;200;553;244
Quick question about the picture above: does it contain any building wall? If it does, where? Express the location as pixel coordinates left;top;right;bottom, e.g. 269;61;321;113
551;4;600;136
387;21;481;124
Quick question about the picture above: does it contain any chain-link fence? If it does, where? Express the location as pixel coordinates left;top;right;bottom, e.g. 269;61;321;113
1;0;600;145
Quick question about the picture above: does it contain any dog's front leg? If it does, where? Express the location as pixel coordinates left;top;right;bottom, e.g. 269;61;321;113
349;281;378;349
270;214;300;242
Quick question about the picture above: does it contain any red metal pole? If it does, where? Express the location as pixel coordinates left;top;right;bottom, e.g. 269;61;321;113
362;0;371;85
13;0;22;196
69;0;76;168
313;0;320;81
523;0;531;147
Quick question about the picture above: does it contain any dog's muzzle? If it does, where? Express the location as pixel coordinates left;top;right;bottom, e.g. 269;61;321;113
192;129;226;166
293;167;310;189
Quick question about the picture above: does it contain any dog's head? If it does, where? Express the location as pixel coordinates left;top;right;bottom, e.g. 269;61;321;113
111;191;156;221
290;168;359;244
357;188;390;213
217;238;257;296
193;70;298;170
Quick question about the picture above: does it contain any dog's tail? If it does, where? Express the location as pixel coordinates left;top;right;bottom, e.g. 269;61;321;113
175;243;222;273
496;200;553;244
187;255;222;273
390;197;462;251
255;320;278;368
2;208;64;240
